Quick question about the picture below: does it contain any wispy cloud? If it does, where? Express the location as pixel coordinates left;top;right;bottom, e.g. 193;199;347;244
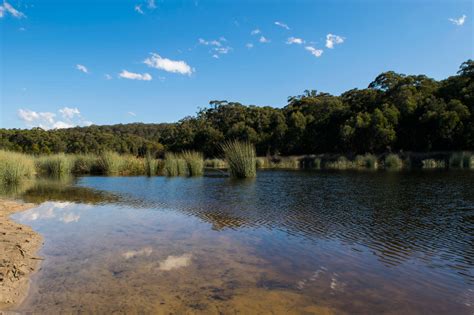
119;70;152;81
134;4;144;14
274;21;290;30
286;37;304;45
127;111;137;116
325;34;344;49
449;14;467;26
259;36;270;43
76;64;89;73
0;2;26;19
250;29;261;35
147;0;156;9
18;107;92;129
104;74;112;80
144;53;194;75
246;43;254;49
305;46;323;58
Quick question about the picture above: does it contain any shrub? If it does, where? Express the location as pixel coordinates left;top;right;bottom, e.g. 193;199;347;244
384;154;403;170
0;151;35;185
221;140;256;178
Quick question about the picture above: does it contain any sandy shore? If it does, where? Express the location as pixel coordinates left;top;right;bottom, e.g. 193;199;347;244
0;199;42;310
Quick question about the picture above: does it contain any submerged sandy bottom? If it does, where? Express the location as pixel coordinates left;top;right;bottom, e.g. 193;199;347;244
10;200;472;315
0;199;42;310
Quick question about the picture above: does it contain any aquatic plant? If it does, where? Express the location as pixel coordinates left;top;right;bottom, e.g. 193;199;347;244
181;150;204;176
36;154;73;178
145;153;158;176
163;153;179;176
384;154;403;170
221;140;256;178
97;151;124;175
0;150;35;185
176;158;188;176
421;159;446;169
72;154;98;174
325;156;354;170
355;154;378;169
204;158;227;169
449;152;473;169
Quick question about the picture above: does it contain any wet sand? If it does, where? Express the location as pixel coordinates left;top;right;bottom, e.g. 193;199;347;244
0;199;42;310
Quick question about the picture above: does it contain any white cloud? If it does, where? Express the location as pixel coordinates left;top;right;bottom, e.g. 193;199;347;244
76;64;89;73
59;107;80;119
128;111;136;116
274;21;290;30
198;38;222;46
325;34;344;49
212;54;219;59
305;46;323;57
198;38;232;58
286;37;304;45
0;2;26;19
17;107;91;129
246;43;254;49
119;70;152;81
144;53;194;75
449;14;467;26
250;29;261;35
104;74;112;80
134;4;144;14
259;36;270;43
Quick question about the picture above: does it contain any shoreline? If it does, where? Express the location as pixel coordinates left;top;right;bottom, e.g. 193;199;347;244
0;199;42;311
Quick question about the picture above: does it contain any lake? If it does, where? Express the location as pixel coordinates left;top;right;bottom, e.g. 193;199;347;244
8;171;474;314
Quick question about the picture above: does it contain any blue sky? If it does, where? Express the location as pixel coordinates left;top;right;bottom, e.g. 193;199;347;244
1;0;472;129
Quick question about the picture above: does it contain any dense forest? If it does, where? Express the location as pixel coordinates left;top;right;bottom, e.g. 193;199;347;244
1;60;473;157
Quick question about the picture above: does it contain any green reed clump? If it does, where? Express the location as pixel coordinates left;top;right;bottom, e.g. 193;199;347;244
36;154;73;178
0;150;35;185
181;151;204;176
163;153;179;176
422;159;446;169
384;154;403;170
145;154;158;176
449;152;473;169
176;158;188;176
325;156;353;170
221;140;256;178
121;155;145;175
97;151;124;175
72;154;98;174
355;154;378;169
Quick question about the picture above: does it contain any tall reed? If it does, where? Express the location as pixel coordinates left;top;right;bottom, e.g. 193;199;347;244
355;154;378;169
221;140;256;178
72;154;98;174
163;153;179;176
145;153;158;176
384;154;403;170
181;151;204;176
36;154;73;178
0;150;35;185
449;152;473;169
97;151;124;175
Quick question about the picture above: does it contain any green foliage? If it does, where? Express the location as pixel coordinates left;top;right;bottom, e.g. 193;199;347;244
163;153;179;177
0;60;472;157
204;158;227;169
0;150;35;185
325;156;353;170
36;154;73;178
355;154;378;169
181;151;204;176
97;151;124;175
72;154;98;174
122;155;145;175
384;154;403;170
422;159;446;169
221;140;256;178
449;152;473;169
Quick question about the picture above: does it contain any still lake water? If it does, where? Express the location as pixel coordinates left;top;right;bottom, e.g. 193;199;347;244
8;171;474;314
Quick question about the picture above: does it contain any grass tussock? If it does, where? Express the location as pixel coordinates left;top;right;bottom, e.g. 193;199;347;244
97;151;124;175
355;154;378;169
384;154;403;170
36;154;73;178
221;140;256;178
0;150;35;185
145;154;159;176
181;151;204;176
163;153;179;177
72;154;98;174
205;158;227;169
422;159;446;169
449;152;473;169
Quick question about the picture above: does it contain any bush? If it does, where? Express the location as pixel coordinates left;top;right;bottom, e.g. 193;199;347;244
221;140;256;178
0;151;35;185
384;154;403;170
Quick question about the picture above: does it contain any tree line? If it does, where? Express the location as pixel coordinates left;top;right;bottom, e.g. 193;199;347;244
1;60;473;157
